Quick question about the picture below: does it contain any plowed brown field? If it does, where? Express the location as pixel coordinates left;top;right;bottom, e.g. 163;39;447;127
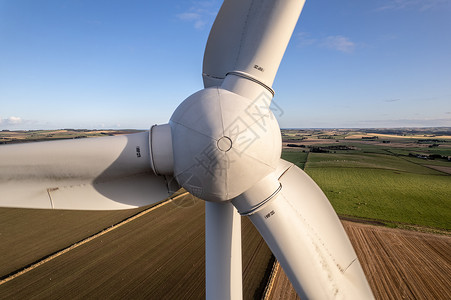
1;195;450;299
267;221;451;300
0;196;273;299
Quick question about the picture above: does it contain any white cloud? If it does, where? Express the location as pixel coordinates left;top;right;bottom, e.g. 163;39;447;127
296;33;357;54
8;116;22;124
176;1;220;30
296;32;317;47
177;12;202;21
321;35;356;53
376;0;449;12
0;116;23;126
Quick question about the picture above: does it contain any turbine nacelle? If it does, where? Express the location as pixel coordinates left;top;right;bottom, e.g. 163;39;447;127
169;87;281;203
0;1;375;298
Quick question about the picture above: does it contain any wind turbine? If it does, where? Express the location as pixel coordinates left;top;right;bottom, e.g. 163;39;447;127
0;0;374;299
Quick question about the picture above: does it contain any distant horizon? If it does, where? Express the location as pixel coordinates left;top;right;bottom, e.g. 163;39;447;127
1;1;450;130
2;126;451;132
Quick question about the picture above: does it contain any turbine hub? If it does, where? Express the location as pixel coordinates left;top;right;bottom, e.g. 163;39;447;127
169;87;281;202
217;136;232;152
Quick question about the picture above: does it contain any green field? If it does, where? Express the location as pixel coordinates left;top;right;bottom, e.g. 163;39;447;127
2;128;450;232
2;128;449;298
282;128;451;231
281;151;309;170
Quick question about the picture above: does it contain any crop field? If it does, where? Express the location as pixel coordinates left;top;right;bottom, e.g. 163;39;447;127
0;206;147;276
0;195;273;299
282;128;451;231
0;129;142;144
281;151;309;169
306;154;450;229
267;221;451;300
1;128;450;298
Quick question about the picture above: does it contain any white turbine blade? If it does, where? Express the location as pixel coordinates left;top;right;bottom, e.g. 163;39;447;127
205;202;242;300
203;0;306;90
0;132;170;210
237;161;374;299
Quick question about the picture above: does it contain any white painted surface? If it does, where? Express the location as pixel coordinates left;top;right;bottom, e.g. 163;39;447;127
0;132;169;210
0;1;375;298
170;87;280;203
234;160;374;299
205;201;242;300
203;0;306;89
149;124;174;176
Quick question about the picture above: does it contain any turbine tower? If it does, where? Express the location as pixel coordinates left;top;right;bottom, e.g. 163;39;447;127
0;1;374;299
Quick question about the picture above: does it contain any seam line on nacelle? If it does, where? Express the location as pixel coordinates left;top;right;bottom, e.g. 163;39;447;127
225;71;275;96
149;125;159;175
238;183;281;216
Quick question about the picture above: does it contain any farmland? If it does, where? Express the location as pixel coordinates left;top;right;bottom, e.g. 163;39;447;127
282;128;451;231
0;128;450;298
0;129;142;144
0;196;273;299
267;221;451;300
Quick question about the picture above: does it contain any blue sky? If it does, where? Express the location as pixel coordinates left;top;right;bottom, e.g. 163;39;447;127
1;0;450;130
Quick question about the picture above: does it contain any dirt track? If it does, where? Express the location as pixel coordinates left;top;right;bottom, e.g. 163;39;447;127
267;221;451;300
